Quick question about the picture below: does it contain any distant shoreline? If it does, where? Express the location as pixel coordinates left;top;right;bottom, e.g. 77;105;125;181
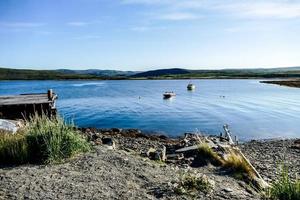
261;79;300;88
2;67;300;81
0;77;296;81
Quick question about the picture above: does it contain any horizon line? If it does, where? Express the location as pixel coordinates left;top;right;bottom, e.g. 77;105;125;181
1;65;300;72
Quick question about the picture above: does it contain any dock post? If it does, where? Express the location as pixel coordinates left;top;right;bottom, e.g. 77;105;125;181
47;89;53;100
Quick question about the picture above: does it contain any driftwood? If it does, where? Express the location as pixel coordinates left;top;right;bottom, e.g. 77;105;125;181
168;126;269;190
223;124;234;145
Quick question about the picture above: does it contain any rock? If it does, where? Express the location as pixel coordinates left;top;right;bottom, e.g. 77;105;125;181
95;138;102;145
91;133;99;141
291;144;300;150
146;148;157;157
223;188;233;193
102;137;113;145
111;128;122;133
146;148;160;160
146;147;166;161
0;119;21;134
291;139;300;149
101;137;115;149
121;129;141;137
158;135;168;140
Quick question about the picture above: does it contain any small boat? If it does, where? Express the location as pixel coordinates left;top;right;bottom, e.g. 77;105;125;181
187;83;196;90
163;92;176;99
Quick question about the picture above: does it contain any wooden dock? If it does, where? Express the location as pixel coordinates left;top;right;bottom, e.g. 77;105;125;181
0;89;57;120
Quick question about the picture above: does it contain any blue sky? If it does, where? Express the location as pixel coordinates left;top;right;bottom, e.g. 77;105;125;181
0;0;300;70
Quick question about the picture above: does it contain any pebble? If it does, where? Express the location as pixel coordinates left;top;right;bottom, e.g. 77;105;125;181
223;188;233;193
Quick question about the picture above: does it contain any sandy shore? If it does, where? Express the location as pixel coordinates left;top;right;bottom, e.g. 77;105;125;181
0;128;299;200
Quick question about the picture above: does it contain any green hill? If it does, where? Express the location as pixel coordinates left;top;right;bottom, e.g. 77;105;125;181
131;67;300;79
1;66;300;80
0;68;100;80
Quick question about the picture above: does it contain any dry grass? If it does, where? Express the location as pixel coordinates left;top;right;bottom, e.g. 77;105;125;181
197;143;223;166
223;150;254;179
196;143;254;180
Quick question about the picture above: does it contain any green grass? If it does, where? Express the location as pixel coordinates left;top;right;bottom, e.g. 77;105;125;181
174;173;214;195
0;114;90;165
266;166;300;200
0;131;28;165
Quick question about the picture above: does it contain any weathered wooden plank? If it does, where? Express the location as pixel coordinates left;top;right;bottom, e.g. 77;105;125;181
0;90;57;119
0;93;56;105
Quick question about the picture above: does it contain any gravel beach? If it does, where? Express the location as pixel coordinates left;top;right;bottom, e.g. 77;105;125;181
240;139;300;182
0;129;299;200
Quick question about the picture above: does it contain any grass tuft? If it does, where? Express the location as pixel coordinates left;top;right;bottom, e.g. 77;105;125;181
196;143;223;166
0;114;90;165
174;173;214;195
0;131;28;165
223;151;254;179
266;166;300;200
196;143;254;180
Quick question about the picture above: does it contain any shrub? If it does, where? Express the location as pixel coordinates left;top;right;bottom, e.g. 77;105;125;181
0;114;90;165
267;166;300;200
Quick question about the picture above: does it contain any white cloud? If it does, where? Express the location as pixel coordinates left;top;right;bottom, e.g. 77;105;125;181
122;0;203;21
121;0;300;19
218;1;300;19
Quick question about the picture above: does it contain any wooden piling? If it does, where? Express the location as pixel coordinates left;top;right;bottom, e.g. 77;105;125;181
47;89;53;100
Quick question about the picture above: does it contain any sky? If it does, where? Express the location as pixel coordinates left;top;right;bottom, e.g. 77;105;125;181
0;0;300;71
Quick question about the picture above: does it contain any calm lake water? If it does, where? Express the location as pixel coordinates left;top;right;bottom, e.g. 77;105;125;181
1;80;300;140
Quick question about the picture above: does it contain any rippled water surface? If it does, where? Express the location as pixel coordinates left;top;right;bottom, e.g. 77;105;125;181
1;80;300;140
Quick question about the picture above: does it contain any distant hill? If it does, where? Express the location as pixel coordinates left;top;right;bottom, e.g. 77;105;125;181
1;66;300;80
131;67;300;79
234;66;300;72
0;67;139;80
0;68;105;80
132;68;190;78
56;69;138;77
